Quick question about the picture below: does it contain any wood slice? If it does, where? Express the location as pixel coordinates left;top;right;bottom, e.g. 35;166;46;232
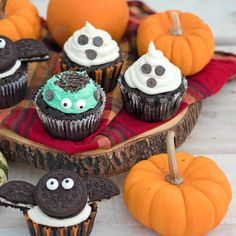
0;102;202;177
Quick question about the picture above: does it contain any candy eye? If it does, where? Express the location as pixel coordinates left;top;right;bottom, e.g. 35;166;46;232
62;178;74;190
46;178;59;191
155;65;166;76
93;36;103;47
78;35;89;45
141;63;152;74
61;98;72;110
146;78;157;88
76;99;86;110
0;38;6;49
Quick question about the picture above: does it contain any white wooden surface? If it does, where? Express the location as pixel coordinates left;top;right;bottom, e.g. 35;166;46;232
0;1;236;235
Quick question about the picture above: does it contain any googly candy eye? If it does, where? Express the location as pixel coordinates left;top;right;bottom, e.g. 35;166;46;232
78;35;89;45
0;38;6;49
46;178;59;191
61;98;72;110
76;100;86;110
62;178;74;190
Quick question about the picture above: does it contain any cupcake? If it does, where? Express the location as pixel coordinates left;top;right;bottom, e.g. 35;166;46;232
0;36;49;109
120;41;187;122
35;70;106;140
0;169;120;236
60;22;123;93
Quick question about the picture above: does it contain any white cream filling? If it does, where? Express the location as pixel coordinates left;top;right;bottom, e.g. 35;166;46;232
0;60;21;79
125;42;182;95
64;22;119;67
0;197;34;209
28;203;92;227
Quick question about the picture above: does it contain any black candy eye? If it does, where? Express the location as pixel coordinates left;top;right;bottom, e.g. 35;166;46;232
45;90;54;101
155;66;166;76
0;38;6;49
141;63;152;74
61;98;72;110
78;35;89;45
85;49;97;60
93;36;103;47
146;78;157;88
76;100;86;110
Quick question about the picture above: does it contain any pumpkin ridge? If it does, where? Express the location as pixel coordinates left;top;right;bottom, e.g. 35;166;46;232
182;37;194;75
180;188;189;236
184;163;216;178
182;185;216;235
131;168;164;177
149;156;170;174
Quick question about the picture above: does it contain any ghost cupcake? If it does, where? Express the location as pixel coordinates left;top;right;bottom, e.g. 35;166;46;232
60;21;123;93
120;41;187;122
0;35;49;109
0;170;120;236
35;70;106;140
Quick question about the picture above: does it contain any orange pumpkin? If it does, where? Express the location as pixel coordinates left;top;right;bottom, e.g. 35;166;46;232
124;131;232;236
137;11;215;76
47;0;129;48
0;0;41;41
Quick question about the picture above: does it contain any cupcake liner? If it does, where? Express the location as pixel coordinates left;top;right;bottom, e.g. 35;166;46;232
35;86;106;141
24;202;97;236
60;57;124;94
0;73;28;109
120;77;187;122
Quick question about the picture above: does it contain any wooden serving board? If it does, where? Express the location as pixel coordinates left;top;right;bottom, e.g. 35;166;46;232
0;102;201;177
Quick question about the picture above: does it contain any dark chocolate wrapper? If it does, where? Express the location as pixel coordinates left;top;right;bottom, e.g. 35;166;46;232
0;73;28;109
35;86;106;141
24;202;97;236
120;76;187;122
60;54;124;94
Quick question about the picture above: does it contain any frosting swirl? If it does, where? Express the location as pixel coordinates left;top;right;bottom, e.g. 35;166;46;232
64;22;120;67
124;41;182;95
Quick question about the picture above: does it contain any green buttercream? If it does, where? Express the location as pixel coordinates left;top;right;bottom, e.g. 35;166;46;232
42;73;98;114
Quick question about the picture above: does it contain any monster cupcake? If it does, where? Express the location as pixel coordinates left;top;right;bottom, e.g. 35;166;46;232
0;35;49;109
60;21;123;93
0;170;120;236
120;41;187;122
35;71;106;140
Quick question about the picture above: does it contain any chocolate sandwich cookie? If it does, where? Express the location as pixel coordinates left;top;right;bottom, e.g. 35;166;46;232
0;35;49;109
0;170;120;236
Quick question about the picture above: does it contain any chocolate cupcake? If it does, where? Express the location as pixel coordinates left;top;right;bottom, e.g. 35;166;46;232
0;36;49;109
60;22;123;93
120;41;187;122
35;71;106;140
0;170;120;236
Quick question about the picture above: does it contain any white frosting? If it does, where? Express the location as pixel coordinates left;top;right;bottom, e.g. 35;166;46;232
0;197;34;209
124;41;182;95
28;203;92;227
0;60;21;79
64;21;120;67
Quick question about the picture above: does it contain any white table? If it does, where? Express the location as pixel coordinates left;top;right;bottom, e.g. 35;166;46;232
0;1;236;235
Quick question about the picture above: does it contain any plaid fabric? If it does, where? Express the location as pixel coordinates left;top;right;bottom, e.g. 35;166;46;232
2;1;236;154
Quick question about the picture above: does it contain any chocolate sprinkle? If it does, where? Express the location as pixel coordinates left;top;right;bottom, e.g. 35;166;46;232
55;71;90;92
78;35;89;45
141;63;152;74
155;65;166;76
93;36;103;47
146;78;157;88
85;49;97;60
45;90;53;101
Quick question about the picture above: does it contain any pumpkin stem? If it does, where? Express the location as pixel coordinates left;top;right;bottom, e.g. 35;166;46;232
165;131;184;185
170;11;183;36
0;0;7;19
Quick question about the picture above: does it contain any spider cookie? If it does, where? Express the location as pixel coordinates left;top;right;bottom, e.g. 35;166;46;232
120;41;187;122
0;169;120;236
35;70;106;140
60;21;124;93
0;35;49;109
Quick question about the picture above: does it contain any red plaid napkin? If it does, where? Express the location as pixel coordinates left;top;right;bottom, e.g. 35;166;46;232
2;1;236;154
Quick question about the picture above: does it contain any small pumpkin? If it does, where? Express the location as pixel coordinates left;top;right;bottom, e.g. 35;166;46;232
0;0;41;41
124;131;232;236
137;11;215;76
0;152;8;186
46;0;129;48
